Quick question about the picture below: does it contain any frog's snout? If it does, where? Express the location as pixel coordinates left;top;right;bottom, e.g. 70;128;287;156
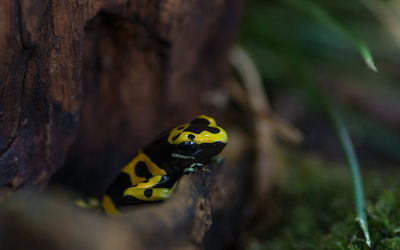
218;127;228;144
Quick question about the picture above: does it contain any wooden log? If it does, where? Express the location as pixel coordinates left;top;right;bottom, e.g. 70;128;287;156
0;0;247;249
0;0;244;195
0;167;216;250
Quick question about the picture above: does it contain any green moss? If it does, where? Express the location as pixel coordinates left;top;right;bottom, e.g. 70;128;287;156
247;152;400;249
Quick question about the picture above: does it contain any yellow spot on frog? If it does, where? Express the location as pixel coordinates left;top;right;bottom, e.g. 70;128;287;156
168;115;228;144
102;194;119;215
121;150;166;185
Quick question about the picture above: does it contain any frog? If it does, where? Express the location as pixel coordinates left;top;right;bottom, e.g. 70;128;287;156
101;115;228;215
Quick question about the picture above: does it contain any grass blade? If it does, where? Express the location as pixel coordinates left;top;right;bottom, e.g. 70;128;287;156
329;106;371;247
284;0;378;72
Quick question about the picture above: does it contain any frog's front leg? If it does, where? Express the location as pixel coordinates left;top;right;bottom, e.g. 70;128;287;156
184;156;223;174
184;162;203;173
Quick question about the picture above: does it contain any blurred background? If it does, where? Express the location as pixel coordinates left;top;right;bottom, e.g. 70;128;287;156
236;0;400;248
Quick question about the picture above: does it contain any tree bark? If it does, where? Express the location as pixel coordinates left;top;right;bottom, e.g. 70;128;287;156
0;0;246;249
0;168;217;250
0;0;243;194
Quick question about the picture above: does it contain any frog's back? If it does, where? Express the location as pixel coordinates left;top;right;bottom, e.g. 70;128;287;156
101;115;228;215
101;149;168;214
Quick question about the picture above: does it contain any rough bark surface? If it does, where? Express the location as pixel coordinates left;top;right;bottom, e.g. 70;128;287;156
0;169;215;250
0;0;246;249
0;0;243;194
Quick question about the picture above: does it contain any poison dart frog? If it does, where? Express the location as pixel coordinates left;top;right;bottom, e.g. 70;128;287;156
101;115;228;215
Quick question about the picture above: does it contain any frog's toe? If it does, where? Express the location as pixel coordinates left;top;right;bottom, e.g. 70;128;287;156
210;155;224;164
184;167;195;173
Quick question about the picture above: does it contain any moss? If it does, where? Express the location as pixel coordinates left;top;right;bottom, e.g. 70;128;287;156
247;152;400;249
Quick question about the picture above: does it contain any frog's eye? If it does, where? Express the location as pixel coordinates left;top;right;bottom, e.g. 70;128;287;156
176;141;198;156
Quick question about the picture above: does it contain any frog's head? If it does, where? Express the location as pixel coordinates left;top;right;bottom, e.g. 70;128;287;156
167;115;228;164
143;115;227;174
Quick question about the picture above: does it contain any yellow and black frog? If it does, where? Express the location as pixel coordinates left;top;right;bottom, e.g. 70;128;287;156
101;115;228;215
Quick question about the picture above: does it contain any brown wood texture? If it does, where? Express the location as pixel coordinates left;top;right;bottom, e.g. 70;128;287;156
0;0;243;195
0;0;247;249
0;169;216;250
